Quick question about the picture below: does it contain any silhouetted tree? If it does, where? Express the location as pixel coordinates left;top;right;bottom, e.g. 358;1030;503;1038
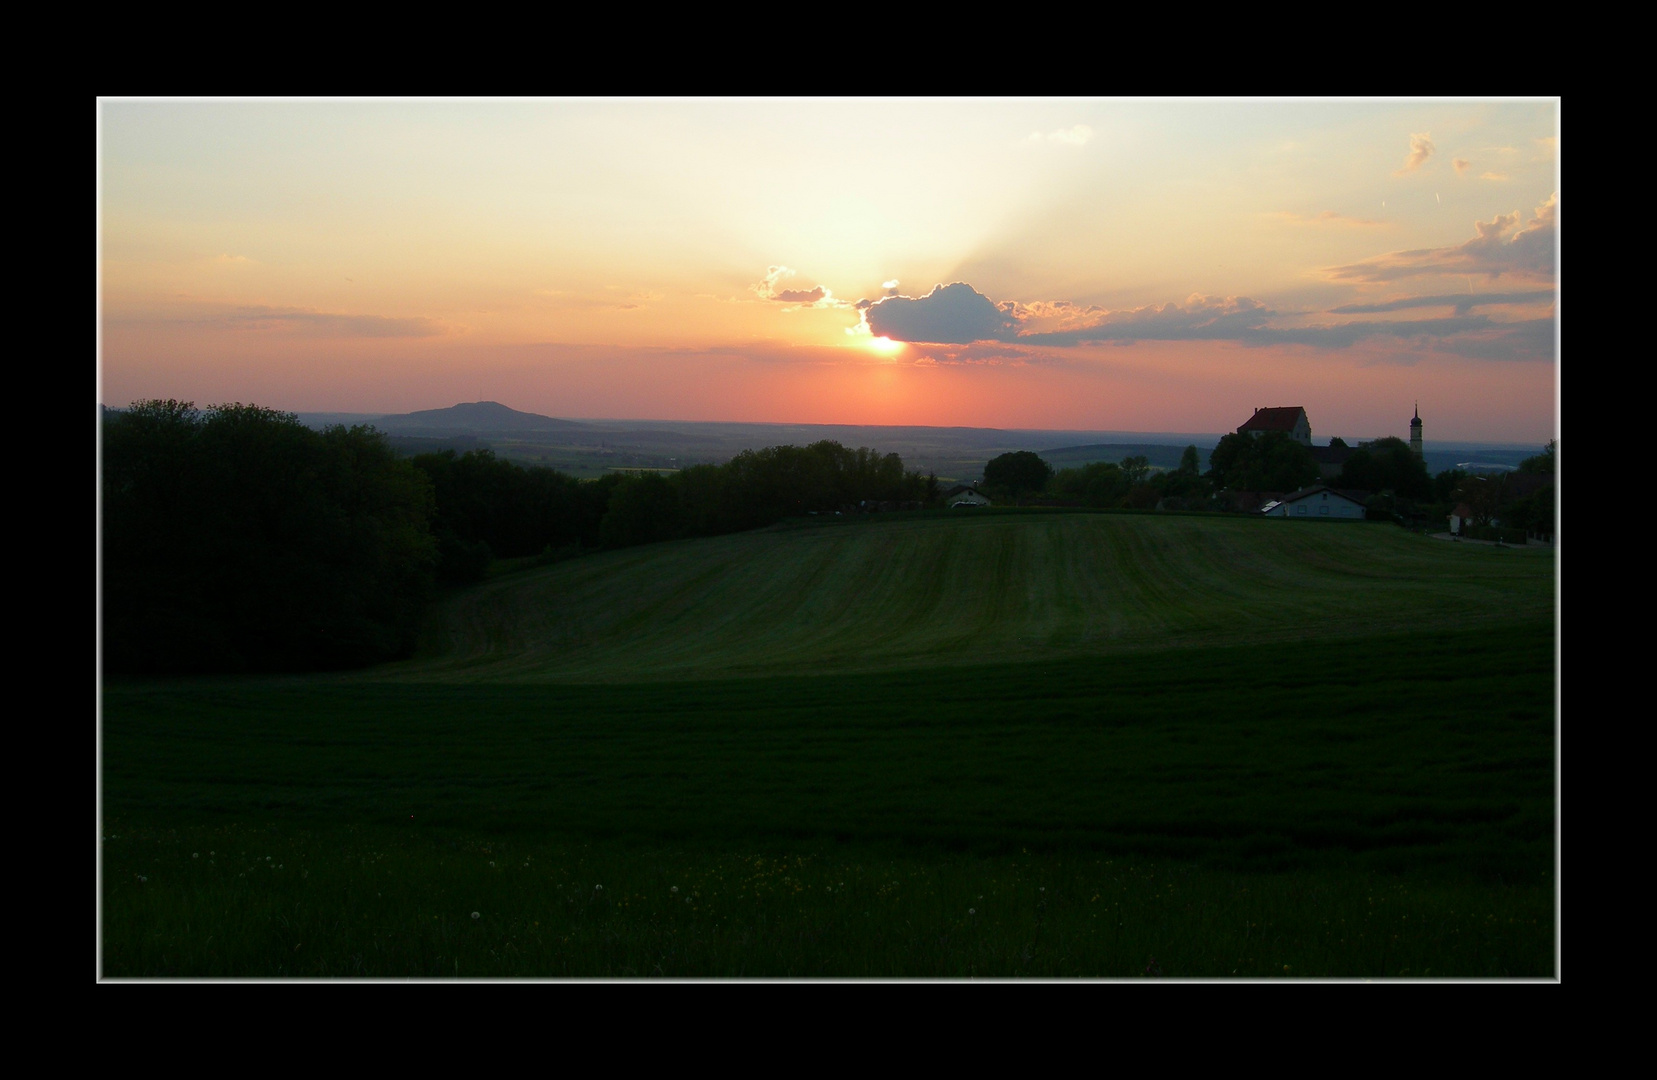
1051;462;1129;507
983;451;1054;501
1518;440;1557;475
103;401;437;674
1209;431;1318;493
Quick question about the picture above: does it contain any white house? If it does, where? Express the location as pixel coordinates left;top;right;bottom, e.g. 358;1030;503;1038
1263;485;1367;519
942;483;992;508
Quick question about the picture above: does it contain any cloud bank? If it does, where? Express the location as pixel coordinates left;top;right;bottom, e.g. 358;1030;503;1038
853;280;1553;361
1325;193;1557;283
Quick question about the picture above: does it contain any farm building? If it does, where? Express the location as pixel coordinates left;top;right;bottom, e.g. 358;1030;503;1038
1262;485;1368;519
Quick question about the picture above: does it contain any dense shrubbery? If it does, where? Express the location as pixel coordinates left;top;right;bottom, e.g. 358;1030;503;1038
413;441;935;572
411;450;616;582
1049;461;1131;507
1338;437;1431;500
609;442;938;542
1207;431;1320;494
103;401;438;674
1039;445;1207;510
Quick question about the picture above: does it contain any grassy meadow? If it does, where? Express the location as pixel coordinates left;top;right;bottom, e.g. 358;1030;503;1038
395;511;1554;682
101;512;1557;978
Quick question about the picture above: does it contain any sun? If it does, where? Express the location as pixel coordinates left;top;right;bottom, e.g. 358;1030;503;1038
863;335;904;358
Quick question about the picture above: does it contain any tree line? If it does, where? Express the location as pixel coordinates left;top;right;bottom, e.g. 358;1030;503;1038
981;434;1555;533
102;402;938;675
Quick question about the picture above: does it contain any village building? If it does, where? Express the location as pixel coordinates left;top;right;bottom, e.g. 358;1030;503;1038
1237;406;1312;446
1261;485;1368;519
1358;404;1425;459
1239;404;1424;479
942;483;991;508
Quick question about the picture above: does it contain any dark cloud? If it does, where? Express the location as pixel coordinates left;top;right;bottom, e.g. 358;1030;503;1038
1432;317;1556;361
861;282;1019;343
1018;295;1275;346
773;286;827;304
1329;289;1556;315
1326;193;1557;283
856;280;1552;361
1242;314;1502;349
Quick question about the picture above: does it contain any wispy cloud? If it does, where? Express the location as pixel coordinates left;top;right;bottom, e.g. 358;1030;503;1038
1394;132;1435;175
1324;193;1556;283
1453;158;1471;176
1266;210;1388;228
206;305;445;338
1028;124;1093;146
1329;290;1555;315
536;287;660;311
752;265;849;308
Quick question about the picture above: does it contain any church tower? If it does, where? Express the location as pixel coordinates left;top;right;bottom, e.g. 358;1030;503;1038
1410;403;1423;458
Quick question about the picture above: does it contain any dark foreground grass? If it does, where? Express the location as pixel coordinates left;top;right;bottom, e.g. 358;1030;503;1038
102;621;1555;977
101;825;1550;978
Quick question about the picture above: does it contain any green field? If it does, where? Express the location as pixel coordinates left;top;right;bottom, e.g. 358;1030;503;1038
393;512;1554;682
101;512;1557;977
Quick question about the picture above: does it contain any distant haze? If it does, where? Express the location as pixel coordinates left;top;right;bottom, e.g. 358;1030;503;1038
257;401;1545;482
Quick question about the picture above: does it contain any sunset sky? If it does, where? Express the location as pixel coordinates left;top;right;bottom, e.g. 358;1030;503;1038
99;98;1558;443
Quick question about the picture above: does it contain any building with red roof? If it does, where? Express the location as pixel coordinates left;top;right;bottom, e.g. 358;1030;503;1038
1236;406;1311;446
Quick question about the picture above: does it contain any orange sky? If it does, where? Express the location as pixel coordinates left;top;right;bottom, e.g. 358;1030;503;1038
100;99;1558;443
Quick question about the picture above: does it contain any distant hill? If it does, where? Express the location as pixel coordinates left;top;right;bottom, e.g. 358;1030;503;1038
377;401;585;433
